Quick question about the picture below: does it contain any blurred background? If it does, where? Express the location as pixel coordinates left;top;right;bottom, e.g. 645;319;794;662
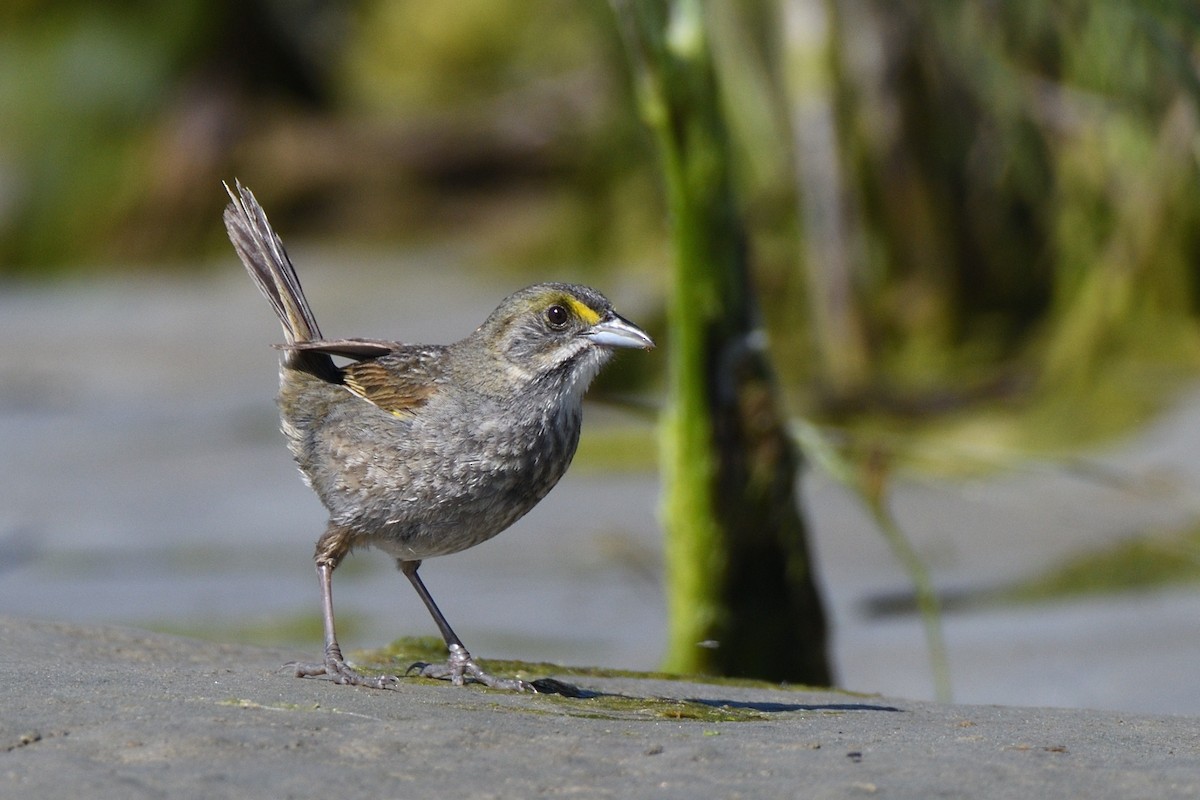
3;0;1200;714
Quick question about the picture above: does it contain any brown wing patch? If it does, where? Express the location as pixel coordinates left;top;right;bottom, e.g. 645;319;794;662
341;360;437;417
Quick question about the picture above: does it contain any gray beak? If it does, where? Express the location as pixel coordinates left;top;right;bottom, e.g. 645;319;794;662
586;313;655;350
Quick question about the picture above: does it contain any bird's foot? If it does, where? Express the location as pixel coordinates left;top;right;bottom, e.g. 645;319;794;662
406;643;532;692
287;654;398;689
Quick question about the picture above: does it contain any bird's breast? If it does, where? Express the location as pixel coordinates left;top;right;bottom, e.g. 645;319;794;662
298;386;584;559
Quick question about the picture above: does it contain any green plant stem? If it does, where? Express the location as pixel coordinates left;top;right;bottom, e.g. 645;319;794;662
611;0;829;683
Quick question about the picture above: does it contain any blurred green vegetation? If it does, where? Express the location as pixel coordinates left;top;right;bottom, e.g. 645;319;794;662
1004;521;1200;603
764;1;1200;443
874;516;1200;613
3;0;1200;452
612;0;831;684
0;0;658;271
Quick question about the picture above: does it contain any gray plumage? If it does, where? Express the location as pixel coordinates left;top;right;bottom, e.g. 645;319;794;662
223;180;653;690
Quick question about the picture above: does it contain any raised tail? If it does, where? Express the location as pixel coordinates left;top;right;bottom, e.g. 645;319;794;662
223;180;321;345
223;181;337;380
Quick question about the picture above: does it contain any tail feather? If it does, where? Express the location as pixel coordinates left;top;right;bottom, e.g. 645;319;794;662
223;180;321;344
223;181;338;381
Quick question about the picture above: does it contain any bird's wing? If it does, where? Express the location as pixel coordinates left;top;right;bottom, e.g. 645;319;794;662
338;348;444;418
279;338;398;359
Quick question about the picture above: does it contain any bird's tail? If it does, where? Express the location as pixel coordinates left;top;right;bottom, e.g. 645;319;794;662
223;180;321;345
224;181;338;379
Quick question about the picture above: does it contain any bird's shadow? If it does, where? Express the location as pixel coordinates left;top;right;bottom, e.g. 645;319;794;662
528;677;903;714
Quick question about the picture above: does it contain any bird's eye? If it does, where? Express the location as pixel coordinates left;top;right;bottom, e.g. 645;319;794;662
545;304;570;328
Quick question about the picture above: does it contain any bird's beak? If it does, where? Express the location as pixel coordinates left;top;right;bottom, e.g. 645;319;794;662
586;313;655;350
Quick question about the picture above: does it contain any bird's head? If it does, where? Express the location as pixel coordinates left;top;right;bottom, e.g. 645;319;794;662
460;282;654;398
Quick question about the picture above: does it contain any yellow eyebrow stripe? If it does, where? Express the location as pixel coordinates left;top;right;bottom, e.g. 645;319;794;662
564;296;601;326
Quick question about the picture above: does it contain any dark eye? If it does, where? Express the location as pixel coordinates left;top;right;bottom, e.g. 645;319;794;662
545;304;570;328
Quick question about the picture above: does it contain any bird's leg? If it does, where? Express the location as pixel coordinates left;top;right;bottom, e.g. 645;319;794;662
399;560;532;692
288;528;397;689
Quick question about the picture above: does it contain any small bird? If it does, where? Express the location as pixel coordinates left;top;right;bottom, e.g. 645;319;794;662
223;181;654;691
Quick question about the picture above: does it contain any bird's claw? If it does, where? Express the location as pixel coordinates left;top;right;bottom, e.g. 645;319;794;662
406;643;533;692
287;657;398;689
